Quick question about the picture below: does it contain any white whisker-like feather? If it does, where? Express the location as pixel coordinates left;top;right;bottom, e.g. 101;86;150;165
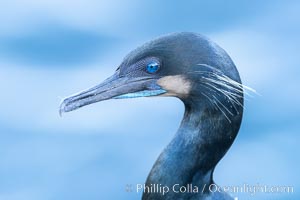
212;95;234;116
212;97;231;123
186;64;256;122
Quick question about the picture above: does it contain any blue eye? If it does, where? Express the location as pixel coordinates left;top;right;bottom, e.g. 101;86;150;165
146;62;160;74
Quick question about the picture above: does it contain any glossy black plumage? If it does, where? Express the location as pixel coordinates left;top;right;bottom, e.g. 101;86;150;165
60;32;244;200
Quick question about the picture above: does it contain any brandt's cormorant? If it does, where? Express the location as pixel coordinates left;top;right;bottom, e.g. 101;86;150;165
60;32;251;200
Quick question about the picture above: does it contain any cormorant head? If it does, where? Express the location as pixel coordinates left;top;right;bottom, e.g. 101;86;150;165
60;32;244;119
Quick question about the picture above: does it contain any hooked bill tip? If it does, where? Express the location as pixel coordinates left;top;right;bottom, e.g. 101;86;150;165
59;102;65;117
59;95;83;116
59;107;64;117
59;98;69;117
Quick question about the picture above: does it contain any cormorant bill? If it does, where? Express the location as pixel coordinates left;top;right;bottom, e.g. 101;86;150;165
60;32;247;200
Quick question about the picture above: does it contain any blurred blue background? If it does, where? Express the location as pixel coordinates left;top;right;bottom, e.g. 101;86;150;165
0;0;299;199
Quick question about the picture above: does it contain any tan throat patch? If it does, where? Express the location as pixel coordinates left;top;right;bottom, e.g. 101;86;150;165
157;75;191;97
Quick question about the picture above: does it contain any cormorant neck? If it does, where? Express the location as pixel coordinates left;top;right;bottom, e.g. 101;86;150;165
143;98;242;199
